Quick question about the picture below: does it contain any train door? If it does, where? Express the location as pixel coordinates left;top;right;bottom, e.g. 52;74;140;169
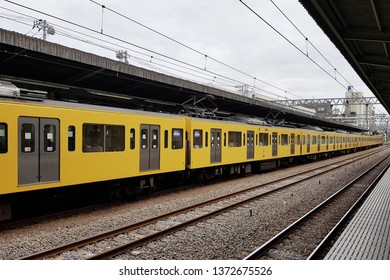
326;136;329;150
298;135;301;155
210;128;221;163
18;117;60;185
272;132;278;157
247;130;254;159
290;133;295;155
140;124;160;171
317;136;320;152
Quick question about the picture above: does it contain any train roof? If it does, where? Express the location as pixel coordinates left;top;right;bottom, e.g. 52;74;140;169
300;125;323;132
1;97;379;136
0;96;184;120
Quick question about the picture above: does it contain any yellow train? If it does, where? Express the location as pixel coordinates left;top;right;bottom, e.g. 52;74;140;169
0;96;384;220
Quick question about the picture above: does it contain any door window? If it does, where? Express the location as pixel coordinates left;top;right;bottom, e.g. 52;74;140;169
152;129;159;149
21;123;35;153
141;128;148;149
44;124;56;152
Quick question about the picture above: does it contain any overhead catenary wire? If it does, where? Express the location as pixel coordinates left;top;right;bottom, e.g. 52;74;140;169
1;5;252;94
3;0;300;101
4;0;363;102
269;0;354;89
238;0;350;91
88;0;303;99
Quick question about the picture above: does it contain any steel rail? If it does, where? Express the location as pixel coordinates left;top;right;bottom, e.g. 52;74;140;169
244;155;389;260
20;147;387;260
307;161;390;260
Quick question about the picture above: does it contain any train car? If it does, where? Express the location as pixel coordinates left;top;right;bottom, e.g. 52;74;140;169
0;89;385;221
185;116;384;177
264;125;302;161
300;128;322;157
185;116;307;175
185;116;259;176
0;97;186;220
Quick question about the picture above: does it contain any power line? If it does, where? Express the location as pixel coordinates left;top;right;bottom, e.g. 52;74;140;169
2;5;242;93
4;1;325;101
269;0;354;88
238;0;350;90
3;0;302;101
88;0;303;99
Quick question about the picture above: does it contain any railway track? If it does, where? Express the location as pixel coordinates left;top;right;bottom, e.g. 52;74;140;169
244;154;390;260
20;147;389;260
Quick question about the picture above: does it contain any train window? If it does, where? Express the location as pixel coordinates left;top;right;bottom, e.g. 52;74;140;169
259;133;268;146
243;133;246;146
0;123;7;153
44;125;56;152
193;129;203;148
172;128;183;149
224;133;227;147
321;136;325;144
302;135;306;145
228;131;242;147
281;134;288;146
68;126;76;151
164;130;168;149
205;132;208;147
130;128;136;149
312;135;317;145
21;123;35;153
106;125;125;152
83;124;104;152
297;135;301;145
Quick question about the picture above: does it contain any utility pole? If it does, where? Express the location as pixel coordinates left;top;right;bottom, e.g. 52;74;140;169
116;50;129;64
33;19;55;40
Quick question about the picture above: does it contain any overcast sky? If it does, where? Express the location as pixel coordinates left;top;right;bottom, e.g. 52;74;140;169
0;0;384;113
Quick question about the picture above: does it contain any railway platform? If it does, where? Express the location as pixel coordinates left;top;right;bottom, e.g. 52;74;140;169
324;165;390;260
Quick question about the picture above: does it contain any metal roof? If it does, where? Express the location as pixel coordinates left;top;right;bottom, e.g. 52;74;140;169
300;0;390;114
0;28;366;131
